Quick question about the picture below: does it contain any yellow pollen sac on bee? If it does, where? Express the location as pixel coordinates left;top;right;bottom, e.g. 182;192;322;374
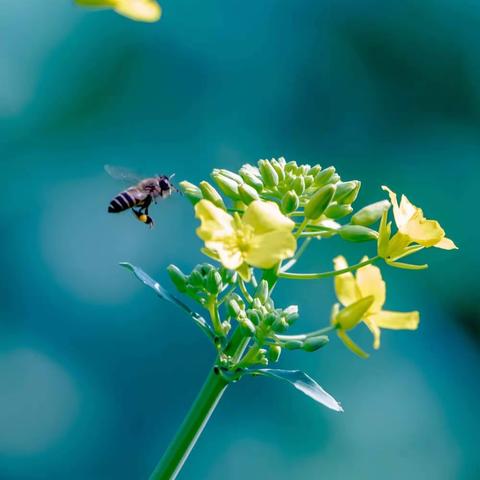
139;214;148;223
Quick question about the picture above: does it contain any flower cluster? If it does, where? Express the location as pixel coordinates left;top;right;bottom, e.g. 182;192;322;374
125;157;457;410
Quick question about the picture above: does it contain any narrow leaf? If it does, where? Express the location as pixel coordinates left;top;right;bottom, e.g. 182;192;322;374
250;368;343;412
120;262;214;341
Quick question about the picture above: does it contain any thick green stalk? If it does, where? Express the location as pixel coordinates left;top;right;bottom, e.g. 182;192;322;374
149;369;228;480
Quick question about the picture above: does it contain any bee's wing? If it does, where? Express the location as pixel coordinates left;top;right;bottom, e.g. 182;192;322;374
104;165;143;184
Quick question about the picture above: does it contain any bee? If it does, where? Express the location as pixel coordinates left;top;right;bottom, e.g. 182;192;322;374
105;165;178;227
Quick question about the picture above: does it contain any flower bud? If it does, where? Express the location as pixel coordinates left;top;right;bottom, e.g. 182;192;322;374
255;280;269;304
308;165;321;177
264;311;278;327
285;160;298;172
246;309;262;325
227;298;242;318
205;269;223;295
281;190;300;214
334;181;360;204
167;265;188;293
188;270;205;288
314;166;335;186
179;181;203;205
338;225;379;242
283;340;304;350
272;317;289;332
304;175;314;188
220;267;237;285
258;160;279;187
334;296;374;330
293;176;305;195
238;183;260;204
211;172;241;199
270;158;285;182
351;200;390;226
199;181;226;210
325;203;353;219
283;305;299;324
239;167;264;192
304;184;336;220
302;335;329;352
229;293;245;310
330;173;341;184
267;345;282;362
238;316;256;336
216;169;244;184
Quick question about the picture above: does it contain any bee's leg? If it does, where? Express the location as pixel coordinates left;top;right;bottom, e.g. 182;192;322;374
141;195;153;213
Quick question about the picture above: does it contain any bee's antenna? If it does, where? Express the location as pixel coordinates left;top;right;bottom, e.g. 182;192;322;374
169;173;176;180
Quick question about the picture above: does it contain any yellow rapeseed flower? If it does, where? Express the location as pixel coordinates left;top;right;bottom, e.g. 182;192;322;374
195;200;296;280
379;186;457;268
333;255;419;354
75;0;161;22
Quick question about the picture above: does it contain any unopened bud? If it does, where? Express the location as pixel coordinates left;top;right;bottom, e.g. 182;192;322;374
188;270;205;288
338;225;379;242
258;160;279;187
302;335;329;352
239;167;264;192
304;175;314;188
270;159;285;182
283;305;299;324
205;270;223;295
351;200;390;226
227;298;242;318
283;339;304;350
304;184;336;220
167;265;188;293
285;160;298;172
292;176;305;195
325;203;353;219
211;172;241;199
238;316;256;336
334;296;374;330
334;181;360;204
308;165;322;177
255;280;269;304
267;345;282;362
246;309;261;325
199;181;226;210
217;169;244;183
281;190;300;214
238;183;260;204
220;268;237;285
179;181;203;205
314;166;335;186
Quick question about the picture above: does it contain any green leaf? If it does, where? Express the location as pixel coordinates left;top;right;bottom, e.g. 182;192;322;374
120;262;215;341
249;368;343;412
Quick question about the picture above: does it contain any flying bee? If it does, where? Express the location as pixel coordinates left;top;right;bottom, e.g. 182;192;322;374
105;165;178;228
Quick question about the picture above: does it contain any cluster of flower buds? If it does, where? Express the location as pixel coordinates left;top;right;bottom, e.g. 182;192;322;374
167;263;237;305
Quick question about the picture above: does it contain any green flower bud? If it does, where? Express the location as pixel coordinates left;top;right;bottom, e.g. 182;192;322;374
304;184;336;220
285;160;298;173
199;181;226;210
325;203;353;219
338;225;379;242
197;263;215;276
314;166;335;186
205;270;223;295
267;345;282;362
216;169;244;184
270;159;285;182
334;296;374;330
302;335;329;352
304;175;314;188
211;172;241;199
258;160;279;187
238;316;256;336
272;317;289;332
334;181;360;204
255;280;269;304
220;268;237;285
167;265;188;293
227;298;242;318
308;165;322;177
283;305;299;324
179;181;203;205
229;293;245;311
239;167;264;192
188;270;205;288
377;210;392;258
246;309;262;325
283;340;304;350
293;176;305;195
281;190;300;214
330;173;341;184
342;181;361;204
351;200;391;226
238;183;260;204
264;311;278;326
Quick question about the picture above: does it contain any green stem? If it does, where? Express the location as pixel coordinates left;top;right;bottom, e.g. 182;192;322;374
238;278;253;305
294;218;309;239
207;297;224;336
148;368;228;480
276;325;336;342
278;256;380;280
281;237;312;272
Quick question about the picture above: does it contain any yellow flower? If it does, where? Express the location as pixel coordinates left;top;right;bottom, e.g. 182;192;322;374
195;200;296;280
379;186;457;267
75;0;162;23
333;255;419;355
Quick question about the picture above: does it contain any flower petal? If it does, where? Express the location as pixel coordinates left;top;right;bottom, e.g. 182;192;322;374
369;310;419;330
364;317;382;350
435;237;458;250
382;186;413;229
195;200;234;241
333;256;361;307
355;261;385;313
243;201;294;235
245;231;296;269
114;0;162;22
205;241;243;270
404;209;445;247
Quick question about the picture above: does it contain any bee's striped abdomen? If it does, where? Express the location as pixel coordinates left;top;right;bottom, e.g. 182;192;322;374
108;191;137;213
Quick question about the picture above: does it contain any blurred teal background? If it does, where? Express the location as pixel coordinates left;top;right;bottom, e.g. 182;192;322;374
1;1;479;479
